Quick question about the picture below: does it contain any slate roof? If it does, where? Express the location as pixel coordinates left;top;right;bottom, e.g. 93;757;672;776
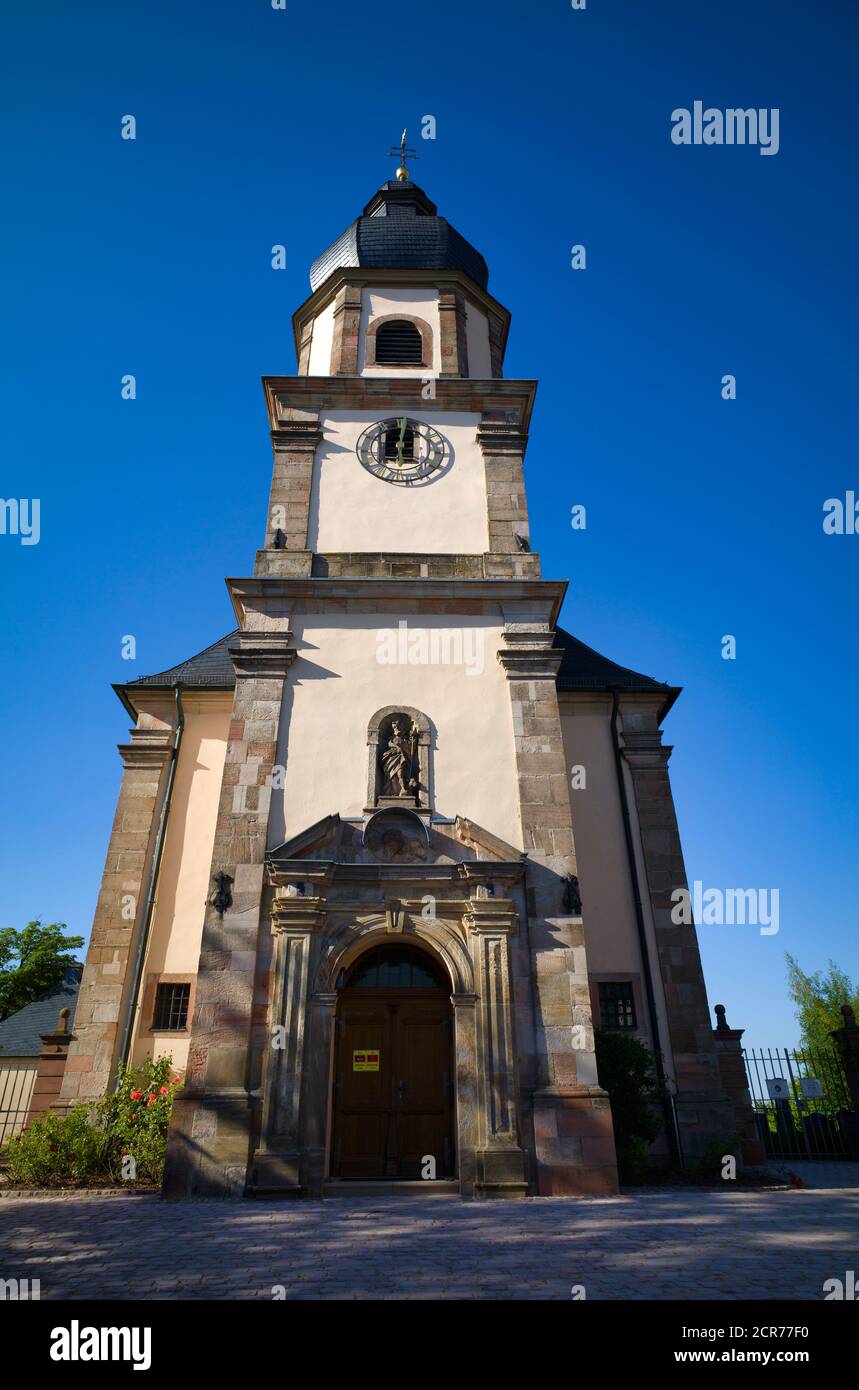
123;631;240;690
554;627;678;709
118;625;678;716
0;965;83;1058
309;181;489;293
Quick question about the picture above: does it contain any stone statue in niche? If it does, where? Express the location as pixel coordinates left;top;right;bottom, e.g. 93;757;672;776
562;874;582;916
379;719;419;799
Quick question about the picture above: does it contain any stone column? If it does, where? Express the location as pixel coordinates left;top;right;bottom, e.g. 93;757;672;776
163;630;295;1198
256;414;321;571
296;320;314;375
297;991;338;1197
58;724;173;1107
476;419;538;576
488;313;505;378
452;993;479;1196
329;284;363;375
28;1010;76;1123
437;288;469;376
621;707;736;1161
500;626;619;1196
253;888;324;1191
712;1005;767;1166
467;901;528;1197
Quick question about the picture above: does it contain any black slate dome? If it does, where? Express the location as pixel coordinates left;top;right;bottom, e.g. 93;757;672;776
309;181;489;293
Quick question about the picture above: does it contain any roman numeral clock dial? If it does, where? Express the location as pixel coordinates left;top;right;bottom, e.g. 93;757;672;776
356;417;447;485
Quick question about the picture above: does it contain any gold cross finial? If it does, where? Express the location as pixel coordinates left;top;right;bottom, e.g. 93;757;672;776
387;128;419;182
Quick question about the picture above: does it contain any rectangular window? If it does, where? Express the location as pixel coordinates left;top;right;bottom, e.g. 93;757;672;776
598;981;637;1030
152;982;191;1031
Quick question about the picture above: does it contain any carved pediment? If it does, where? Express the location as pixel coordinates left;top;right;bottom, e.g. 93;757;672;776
267;811;526;881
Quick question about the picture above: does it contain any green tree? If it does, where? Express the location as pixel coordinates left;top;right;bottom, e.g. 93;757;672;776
595;1029;666;1181
785;953;859;1054
0;920;84;1023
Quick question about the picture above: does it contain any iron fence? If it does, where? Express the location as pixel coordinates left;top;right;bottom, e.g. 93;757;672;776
744;1046;857;1162
0;1066;37;1148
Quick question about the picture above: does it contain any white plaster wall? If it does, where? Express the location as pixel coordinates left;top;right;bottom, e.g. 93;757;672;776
358;286;440;376
465;301;492;378
129;698;231;1071
307;299;335;375
560;704;643;978
308;409;488;554
272;614;522;850
559;698;675;1068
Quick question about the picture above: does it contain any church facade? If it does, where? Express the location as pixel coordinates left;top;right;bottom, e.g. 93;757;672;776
59;165;735;1198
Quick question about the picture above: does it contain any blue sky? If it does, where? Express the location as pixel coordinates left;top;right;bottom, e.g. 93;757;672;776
2;0;857;1049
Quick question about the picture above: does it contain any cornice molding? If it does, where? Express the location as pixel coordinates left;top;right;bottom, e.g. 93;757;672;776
263;375;537;438
226;576;566;627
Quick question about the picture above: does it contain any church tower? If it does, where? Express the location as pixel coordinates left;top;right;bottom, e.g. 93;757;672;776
61;148;735;1198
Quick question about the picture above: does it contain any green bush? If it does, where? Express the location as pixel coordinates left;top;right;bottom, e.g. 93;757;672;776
3;1056;180;1186
689;1137;740;1180
595;1029;666;1183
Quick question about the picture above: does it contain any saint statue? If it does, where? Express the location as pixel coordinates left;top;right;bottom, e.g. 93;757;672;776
379;719;419;798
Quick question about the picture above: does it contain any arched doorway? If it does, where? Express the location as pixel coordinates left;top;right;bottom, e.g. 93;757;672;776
330;944;455;1180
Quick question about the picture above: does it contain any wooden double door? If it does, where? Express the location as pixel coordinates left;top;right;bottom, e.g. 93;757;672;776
331;991;455;1179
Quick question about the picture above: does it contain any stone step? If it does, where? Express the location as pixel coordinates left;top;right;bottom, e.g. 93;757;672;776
322;1180;461;1198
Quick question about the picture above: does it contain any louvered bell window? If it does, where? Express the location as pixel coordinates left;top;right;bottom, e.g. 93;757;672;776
374;319;424;365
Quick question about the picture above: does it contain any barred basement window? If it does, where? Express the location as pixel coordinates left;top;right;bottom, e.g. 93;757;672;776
599;981;637;1030
153;982;191;1031
374;319;424;365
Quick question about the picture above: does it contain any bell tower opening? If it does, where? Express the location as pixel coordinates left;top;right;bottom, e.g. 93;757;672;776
331;944;455;1181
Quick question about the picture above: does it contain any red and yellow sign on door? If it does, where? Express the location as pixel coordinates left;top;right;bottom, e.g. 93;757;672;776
352;1049;380;1072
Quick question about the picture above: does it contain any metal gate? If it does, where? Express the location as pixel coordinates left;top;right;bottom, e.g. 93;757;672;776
744;1046;857;1161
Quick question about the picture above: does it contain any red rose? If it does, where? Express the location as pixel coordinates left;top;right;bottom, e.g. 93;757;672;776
131;1113;137;1120
131;1090;143;1100
171;1077;180;1085
146;1095;155;1106
159;1086;169;1095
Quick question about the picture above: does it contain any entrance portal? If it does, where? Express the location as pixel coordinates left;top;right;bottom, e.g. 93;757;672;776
331;945;454;1179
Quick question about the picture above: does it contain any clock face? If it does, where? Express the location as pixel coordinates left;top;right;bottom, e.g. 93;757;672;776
356;417;447;486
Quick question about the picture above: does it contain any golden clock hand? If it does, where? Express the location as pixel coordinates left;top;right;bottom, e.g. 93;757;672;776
395;417;407;467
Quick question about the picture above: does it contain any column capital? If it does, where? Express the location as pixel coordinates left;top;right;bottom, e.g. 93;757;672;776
270;421;323;452
271;890;326;935
117;727;173;769
228;631;296;680
463;900;518;935
497;635;564;681
476;419;529;456
622;731;674;770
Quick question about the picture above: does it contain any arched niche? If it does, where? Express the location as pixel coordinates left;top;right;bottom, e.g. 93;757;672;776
366;313;433;369
366;705;431;810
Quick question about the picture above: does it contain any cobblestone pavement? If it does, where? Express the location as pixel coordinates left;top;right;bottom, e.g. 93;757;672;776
1;1188;857;1300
